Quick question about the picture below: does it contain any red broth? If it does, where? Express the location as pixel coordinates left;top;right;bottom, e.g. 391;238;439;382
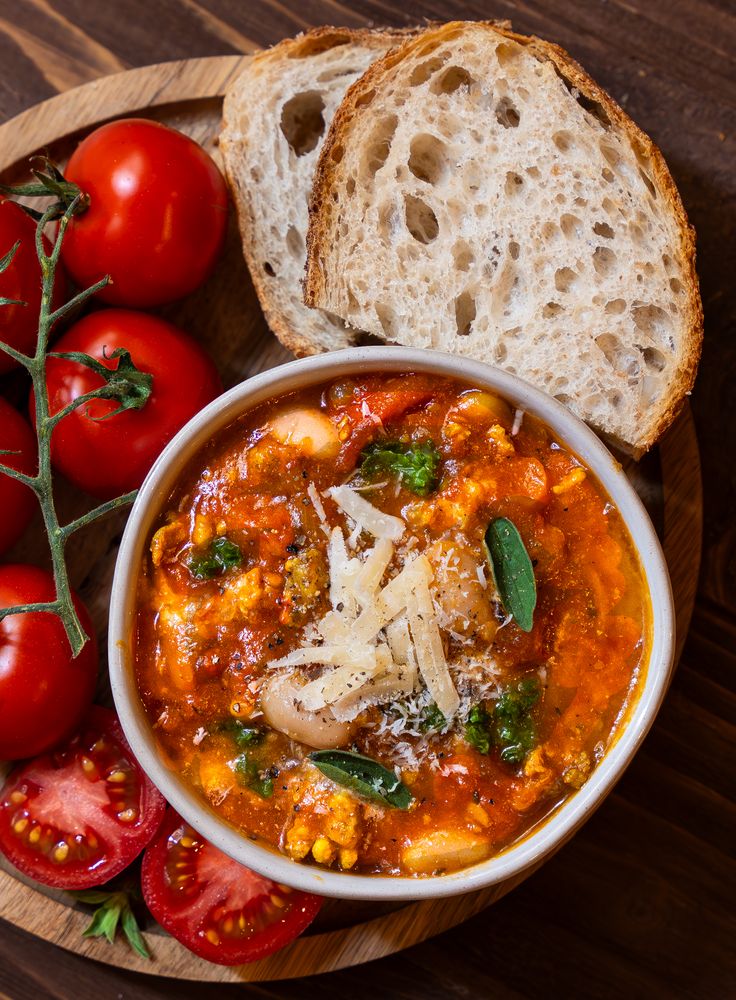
134;373;648;876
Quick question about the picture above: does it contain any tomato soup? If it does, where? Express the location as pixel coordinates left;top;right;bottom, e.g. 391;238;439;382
134;374;648;876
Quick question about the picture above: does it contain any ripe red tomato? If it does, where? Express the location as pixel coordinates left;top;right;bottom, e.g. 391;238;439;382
61;119;229;307
0;399;37;555
141;810;322;965
34;309;221;500
0;200;66;373
0;706;166;888
0;565;97;760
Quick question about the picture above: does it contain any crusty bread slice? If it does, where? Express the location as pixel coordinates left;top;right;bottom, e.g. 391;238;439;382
220;26;417;357
305;21;702;455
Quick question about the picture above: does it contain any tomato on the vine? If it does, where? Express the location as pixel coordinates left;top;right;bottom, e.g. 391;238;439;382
61;119;229;307
0;707;166;888
0;399;37;555
0;200;65;373
0;565;97;760
141;809;322;965
33;309;221;500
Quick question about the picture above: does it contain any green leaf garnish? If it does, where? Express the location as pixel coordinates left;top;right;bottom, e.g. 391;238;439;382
419;701;446;733
360;439;440;496
309;749;412;809
220;720;265;749
484;517;537;632
189;536;242;579
464;704;492;755
70;888;150;959
493;677;541;764
234;752;274;798
465;678;541;764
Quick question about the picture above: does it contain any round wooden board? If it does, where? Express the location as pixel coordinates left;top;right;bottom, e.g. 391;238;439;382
0;57;703;982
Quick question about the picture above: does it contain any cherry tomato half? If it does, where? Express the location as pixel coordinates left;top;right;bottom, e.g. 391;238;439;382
61;119;229;307
141;809;322;965
0;565;97;760
34;309;221;500
0;706;166;888
0;399;37;555
0;200;66;373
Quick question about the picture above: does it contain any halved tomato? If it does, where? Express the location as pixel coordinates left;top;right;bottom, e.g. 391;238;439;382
141;809;322;965
0;706;166;889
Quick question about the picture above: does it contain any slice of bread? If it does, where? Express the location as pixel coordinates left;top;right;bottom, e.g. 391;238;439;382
220;26;417;357
304;21;703;455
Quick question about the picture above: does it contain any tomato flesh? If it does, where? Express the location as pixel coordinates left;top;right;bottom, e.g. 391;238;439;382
0;707;166;888
142;809;322;965
333;380;435;468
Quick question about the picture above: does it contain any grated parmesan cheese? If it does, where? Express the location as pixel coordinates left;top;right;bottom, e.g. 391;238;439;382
307;482;330;536
326;484;405;541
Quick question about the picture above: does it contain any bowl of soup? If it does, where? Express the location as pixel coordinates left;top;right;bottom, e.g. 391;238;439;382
109;347;674;900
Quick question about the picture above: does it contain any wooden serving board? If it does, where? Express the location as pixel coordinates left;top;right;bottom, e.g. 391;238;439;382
0;57;702;983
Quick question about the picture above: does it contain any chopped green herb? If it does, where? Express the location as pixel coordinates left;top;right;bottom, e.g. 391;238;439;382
309;749;412;809
360;439;440;496
420;701;446;732
70;886;150;959
464;678;541;764
493;677;541;764
484;517;537;632
465;704;492;755
219;720;264;749
188;536;242;579
234;753;274;798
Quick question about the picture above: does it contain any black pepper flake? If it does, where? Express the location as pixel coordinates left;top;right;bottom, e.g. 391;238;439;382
293;804;300;812
286;543;300;554
301;470;308;478
472;790;481;804
532;558;539;567
275;636;284;646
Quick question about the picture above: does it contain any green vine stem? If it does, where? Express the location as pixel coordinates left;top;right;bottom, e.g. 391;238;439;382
0;192;151;656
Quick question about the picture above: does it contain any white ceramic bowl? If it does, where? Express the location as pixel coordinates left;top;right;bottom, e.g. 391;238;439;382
109;347;674;901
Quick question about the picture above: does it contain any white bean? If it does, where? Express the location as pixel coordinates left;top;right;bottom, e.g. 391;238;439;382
260;673;355;749
402;829;488;874
427;539;498;642
268;408;340;458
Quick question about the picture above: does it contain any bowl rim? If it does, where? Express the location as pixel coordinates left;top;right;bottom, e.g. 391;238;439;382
109;346;675;901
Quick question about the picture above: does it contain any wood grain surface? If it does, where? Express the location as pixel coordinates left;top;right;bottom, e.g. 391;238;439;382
0;2;733;998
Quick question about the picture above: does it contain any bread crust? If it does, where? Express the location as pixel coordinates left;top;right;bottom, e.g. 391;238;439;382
220;26;421;359
305;21;703;454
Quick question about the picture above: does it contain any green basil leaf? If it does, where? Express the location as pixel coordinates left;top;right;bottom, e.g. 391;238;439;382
484;517;537;632
309;749;412;809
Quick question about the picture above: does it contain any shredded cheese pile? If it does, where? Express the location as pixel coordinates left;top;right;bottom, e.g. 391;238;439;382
269;484;462;723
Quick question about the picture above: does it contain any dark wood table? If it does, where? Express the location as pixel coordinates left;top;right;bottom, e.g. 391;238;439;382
0;2;733;997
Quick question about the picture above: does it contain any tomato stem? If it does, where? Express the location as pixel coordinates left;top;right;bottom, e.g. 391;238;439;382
0;191;143;657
